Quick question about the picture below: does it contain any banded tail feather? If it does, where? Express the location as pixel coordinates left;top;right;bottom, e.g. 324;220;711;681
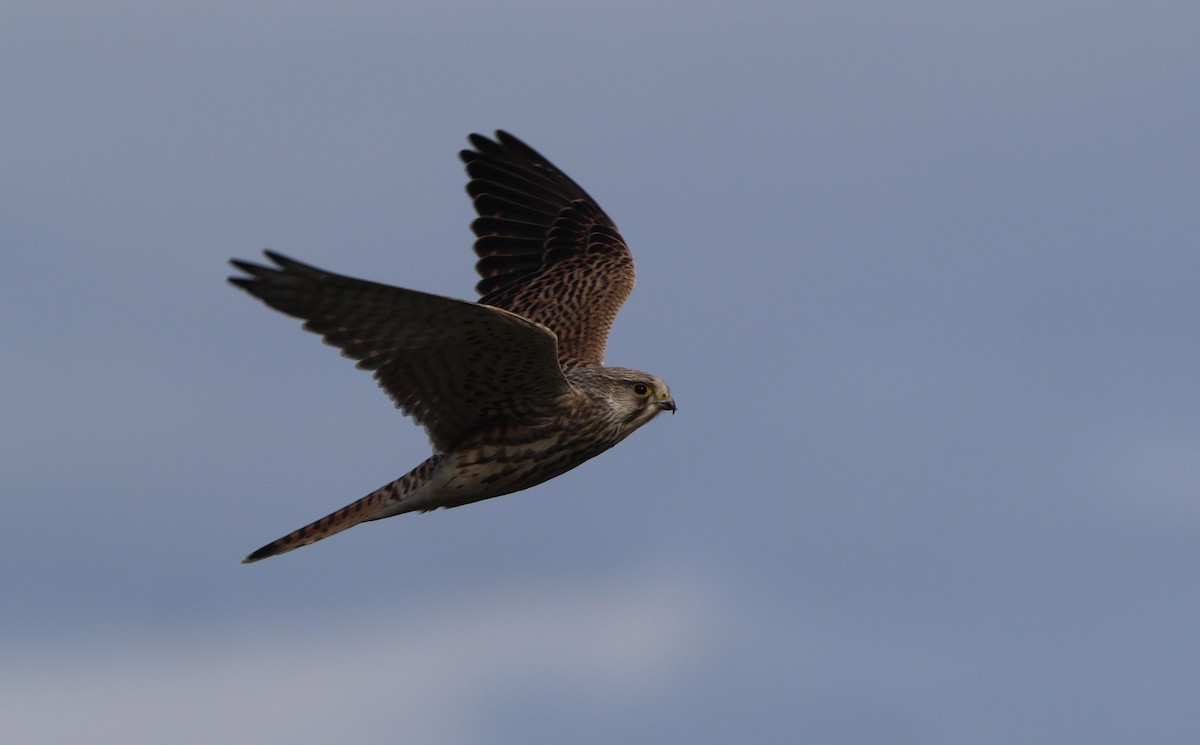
242;455;443;563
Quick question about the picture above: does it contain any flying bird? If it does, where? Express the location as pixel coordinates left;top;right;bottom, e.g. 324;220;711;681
231;131;676;563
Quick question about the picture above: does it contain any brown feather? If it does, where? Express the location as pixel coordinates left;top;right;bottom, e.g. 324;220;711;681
461;132;636;369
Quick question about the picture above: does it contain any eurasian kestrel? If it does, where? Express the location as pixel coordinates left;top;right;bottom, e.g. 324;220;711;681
231;131;675;563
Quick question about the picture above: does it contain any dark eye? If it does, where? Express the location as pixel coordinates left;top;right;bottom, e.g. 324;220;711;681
632;383;651;397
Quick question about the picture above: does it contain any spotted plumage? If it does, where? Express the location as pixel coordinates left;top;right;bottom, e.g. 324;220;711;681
231;131;675;563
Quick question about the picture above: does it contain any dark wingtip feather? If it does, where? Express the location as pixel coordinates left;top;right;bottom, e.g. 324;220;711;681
227;250;320;293
462;131;538;164
228;250;280;284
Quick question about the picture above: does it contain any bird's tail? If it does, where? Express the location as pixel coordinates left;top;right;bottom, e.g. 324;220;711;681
242;454;444;563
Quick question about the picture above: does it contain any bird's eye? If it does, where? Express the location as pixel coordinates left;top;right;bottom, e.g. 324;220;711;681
632;383;651;397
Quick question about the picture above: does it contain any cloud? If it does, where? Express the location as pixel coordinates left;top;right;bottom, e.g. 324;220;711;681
3;570;716;745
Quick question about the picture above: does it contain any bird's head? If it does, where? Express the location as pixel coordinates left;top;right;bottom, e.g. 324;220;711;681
580;368;676;430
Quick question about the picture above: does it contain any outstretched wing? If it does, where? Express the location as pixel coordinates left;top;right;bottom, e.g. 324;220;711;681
229;251;573;452
461;131;637;370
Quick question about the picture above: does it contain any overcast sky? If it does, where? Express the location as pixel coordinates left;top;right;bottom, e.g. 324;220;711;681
3;1;1198;743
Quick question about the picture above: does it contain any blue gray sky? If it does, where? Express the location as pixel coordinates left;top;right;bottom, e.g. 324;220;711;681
3;2;1198;743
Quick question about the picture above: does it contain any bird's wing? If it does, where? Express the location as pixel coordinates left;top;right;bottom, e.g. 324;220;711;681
229;251;573;452
461;131;637;370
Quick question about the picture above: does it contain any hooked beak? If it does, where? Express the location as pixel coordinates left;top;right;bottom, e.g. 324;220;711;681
657;398;677;415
